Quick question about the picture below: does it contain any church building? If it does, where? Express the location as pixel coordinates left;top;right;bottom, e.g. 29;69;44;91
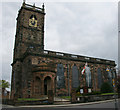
11;2;116;99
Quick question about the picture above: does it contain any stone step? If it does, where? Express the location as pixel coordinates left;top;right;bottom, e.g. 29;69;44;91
54;101;71;105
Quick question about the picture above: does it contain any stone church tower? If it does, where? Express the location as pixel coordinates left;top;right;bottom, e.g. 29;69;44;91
11;2;47;98
11;2;116;99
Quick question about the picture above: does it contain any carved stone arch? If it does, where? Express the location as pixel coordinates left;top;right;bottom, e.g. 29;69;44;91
71;63;76;69
43;74;53;80
75;64;79;69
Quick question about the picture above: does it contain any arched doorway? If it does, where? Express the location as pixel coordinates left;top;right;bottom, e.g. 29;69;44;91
44;76;52;95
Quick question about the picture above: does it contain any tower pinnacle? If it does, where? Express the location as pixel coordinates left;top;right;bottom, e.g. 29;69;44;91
33;3;35;7
23;0;26;3
42;3;45;11
22;0;26;6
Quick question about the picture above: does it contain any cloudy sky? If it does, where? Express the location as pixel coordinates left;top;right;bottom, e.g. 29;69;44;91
1;1;118;87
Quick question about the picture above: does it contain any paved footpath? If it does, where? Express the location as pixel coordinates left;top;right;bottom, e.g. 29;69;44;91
2;99;119;109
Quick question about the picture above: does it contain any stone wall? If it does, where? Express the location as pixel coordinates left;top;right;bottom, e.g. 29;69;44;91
18;51;116;98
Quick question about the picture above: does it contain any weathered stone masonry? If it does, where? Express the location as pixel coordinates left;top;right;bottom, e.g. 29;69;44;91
11;2;116;99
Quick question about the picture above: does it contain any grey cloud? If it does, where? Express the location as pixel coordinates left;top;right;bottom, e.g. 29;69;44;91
2;2;118;85
45;3;117;62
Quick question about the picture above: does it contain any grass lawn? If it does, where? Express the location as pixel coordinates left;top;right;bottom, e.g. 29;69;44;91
101;93;118;95
76;92;118;97
60;96;71;99
18;93;118;101
18;98;41;101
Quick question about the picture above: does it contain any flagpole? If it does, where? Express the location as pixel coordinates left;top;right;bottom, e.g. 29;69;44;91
88;72;89;87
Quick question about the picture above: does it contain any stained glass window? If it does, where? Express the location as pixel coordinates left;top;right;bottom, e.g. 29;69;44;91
56;64;65;88
72;65;79;88
97;68;102;88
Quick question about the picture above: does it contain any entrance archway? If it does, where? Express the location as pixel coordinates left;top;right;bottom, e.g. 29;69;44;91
44;76;52;95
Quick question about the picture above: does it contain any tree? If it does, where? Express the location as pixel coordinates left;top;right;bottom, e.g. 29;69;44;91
100;82;113;93
0;80;10;92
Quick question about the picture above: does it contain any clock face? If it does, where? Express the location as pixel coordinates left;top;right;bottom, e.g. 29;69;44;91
29;15;37;27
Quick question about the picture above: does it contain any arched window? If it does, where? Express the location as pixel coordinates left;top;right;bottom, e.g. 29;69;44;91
97;68;102;89
85;67;91;87
56;64;65;88
72;65;79;88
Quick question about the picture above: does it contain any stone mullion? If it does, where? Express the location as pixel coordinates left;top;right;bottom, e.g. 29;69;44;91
78;66;80;87
79;65;83;88
69;64;72;94
64;64;68;95
92;64;96;91
96;66;99;91
51;77;54;95
64;64;67;92
95;66;98;91
90;64;94;89
66;63;70;96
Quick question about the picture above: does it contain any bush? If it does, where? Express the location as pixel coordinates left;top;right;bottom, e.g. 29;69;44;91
76;92;82;96
100;82;113;93
81;91;101;96
76;86;81;93
91;91;101;95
